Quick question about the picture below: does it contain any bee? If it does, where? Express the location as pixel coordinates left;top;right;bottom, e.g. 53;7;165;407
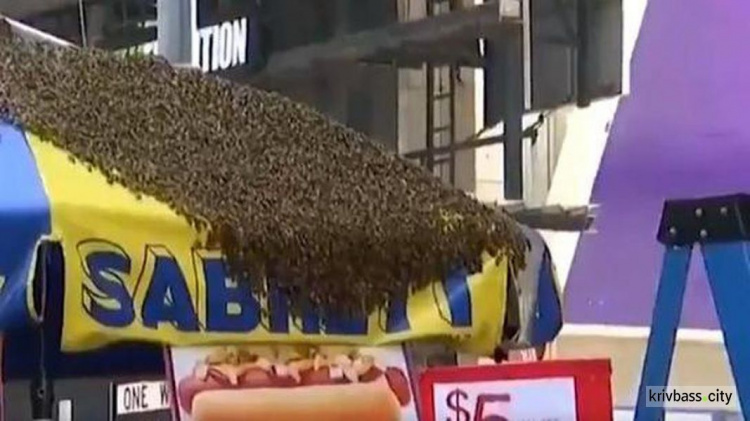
0;38;526;317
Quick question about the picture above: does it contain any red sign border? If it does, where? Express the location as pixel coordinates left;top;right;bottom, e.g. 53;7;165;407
418;359;613;421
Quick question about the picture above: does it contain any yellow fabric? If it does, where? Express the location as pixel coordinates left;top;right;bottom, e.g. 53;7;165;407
28;133;507;354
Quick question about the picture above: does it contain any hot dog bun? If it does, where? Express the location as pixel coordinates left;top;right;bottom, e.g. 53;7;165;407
191;376;401;421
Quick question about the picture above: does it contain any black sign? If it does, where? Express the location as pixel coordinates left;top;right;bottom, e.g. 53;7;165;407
197;0;256;28
88;0;261;73
185;0;261;72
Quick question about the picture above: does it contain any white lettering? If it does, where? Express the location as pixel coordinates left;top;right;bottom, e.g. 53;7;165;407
118;18;249;73
218;22;233;70
199;26;213;73
210;25;220;72
198;18;249;72
232;19;248;67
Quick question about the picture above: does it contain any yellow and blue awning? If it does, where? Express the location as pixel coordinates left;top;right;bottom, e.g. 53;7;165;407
0;124;50;329
0;122;512;355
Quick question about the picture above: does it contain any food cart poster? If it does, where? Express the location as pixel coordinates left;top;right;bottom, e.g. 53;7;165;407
419;359;613;421
29;123;508;355
165;344;420;421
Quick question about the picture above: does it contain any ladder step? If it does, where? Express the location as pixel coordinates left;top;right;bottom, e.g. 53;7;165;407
433;92;453;100
432;125;452;133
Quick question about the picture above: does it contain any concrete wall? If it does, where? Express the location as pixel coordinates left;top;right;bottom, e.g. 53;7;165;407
471;109;567;206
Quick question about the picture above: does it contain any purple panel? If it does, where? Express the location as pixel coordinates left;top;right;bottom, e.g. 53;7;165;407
564;0;750;329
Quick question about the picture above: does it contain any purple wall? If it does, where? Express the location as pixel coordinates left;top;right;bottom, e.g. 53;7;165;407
564;0;750;329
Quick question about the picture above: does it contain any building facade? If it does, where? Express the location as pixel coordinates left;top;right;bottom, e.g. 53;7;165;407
6;0;623;203
1;1;624;419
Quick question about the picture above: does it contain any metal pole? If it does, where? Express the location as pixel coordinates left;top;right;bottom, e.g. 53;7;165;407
501;23;525;200
31;243;53;421
484;1;525;201
157;0;193;65
576;0;591;107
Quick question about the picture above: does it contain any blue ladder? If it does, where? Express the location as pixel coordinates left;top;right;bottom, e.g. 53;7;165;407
635;194;750;420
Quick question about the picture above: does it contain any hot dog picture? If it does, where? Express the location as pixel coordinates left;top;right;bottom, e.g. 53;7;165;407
175;345;414;421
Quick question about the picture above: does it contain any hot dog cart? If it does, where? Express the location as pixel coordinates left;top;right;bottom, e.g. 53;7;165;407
0;18;574;421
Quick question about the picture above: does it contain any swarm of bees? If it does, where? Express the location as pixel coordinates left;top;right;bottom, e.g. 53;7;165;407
0;36;526;316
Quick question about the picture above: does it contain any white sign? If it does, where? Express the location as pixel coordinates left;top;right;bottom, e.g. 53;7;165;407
115;381;170;415
433;377;577;421
58;399;73;421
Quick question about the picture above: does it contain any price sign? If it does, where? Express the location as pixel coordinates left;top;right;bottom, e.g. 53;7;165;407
418;359;613;421
434;378;576;421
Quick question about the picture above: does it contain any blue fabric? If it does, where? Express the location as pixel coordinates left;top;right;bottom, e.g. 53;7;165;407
531;247;563;345
0;123;50;331
3;244;165;380
0;121;163;380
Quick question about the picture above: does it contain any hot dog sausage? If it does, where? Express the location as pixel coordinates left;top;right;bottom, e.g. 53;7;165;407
384;367;412;406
